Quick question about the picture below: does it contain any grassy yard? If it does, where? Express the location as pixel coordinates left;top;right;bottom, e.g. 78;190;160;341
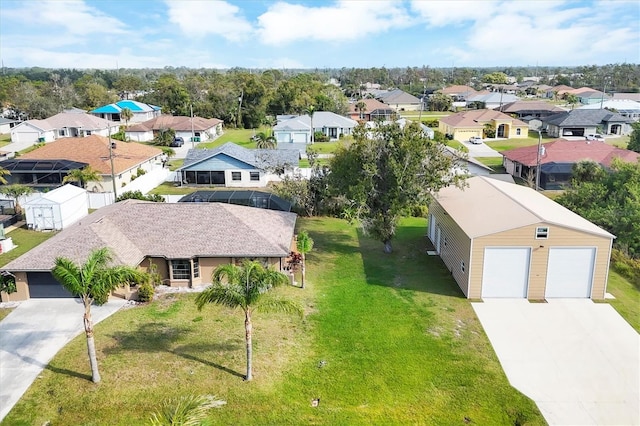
446;140;468;152
0;133;10;147
148;182;271;196
4;217;544;425
298;158;330;168
606;270;640;332
0;307;13;321
0;227;56;268
310;139;351;154
474;156;504;168
167;158;184;171
197;128;265;150
484;132;549;152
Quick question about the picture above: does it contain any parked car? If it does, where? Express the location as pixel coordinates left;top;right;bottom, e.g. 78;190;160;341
469;136;483;145
586;134;605;142
170;137;184;147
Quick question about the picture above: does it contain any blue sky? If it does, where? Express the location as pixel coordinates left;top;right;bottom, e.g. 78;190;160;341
1;0;638;69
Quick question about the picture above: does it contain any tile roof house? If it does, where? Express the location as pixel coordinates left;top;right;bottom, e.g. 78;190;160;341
428;176;614;300
1;200;297;300
91;100;161;124
502;139;640;189
438;109;529;142
10;111;119;146
7;135;163;192
541;109;632;137
498;101;566;120
374;89;422;111
177;142;299;187
125;115;223;143
347;99;396;122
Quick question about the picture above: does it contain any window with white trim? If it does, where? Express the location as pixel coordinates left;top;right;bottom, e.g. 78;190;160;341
192;258;199;278
250;172;260;181
516;128;521;136
171;259;191;280
535;226;549;239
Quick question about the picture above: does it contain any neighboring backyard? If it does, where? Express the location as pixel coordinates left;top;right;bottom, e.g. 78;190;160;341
3;218;546;425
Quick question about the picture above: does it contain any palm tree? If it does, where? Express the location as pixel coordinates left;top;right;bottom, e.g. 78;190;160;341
120;107;133;127
63;166;100;189
254;132;277;149
0;166;10;184
355;101;367;120
564;93;579;110
149;394;226;426
154;128;176;146
296;230;314;289
52;247;145;383
305;105;316;144
0;184;33;217
195;260;302;381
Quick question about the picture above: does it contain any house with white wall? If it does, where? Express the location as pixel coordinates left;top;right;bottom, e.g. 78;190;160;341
91;100;162;124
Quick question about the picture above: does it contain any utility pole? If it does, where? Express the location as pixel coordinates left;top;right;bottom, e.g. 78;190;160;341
535;129;542;191
236;90;243;129
108;125;117;199
190;103;195;148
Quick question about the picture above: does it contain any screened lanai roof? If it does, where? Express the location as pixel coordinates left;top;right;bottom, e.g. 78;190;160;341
0;159;88;172
178;190;292;212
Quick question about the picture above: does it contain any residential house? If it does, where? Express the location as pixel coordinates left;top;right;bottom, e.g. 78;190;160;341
90;100;161;124
612;93;640;102
273;111;357;147
10;111;119;145
498;101;566;120
4;135;163;192
502;139;640;189
0;117;21;134
577;100;640;121
428;176;614;300
545;85;574;99
125;115;223;143
466;92;520;110
577;90;610;105
374;89;422;111
177;142;299;187
438;85;478;102
1;200;297;301
438;109;529;141
541;109;632;137
347;99;396;122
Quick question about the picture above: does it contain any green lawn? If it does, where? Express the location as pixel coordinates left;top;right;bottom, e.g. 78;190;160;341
298;158;330;168
197;128;263;150
167;158;184;171
148;182;271;196
0;307;13;321
310;139;351;154
484;132;548;152
446;140;468;152
0;227;56;268
0;134;10;147
606;270;640;332
3;217;544;425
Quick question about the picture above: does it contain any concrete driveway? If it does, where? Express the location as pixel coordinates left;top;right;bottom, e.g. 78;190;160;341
473;299;639;426
462;140;503;158
0;298;126;422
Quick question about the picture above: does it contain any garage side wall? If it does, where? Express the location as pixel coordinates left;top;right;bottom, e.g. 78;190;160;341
429;200;472;296
0;271;29;302
471;224;612;299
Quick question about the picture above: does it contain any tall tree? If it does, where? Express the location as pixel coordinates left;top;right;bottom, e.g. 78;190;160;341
120;107;133;127
254;132;277;149
296;230;314;289
329;122;466;253
52;247;145;383
63;166;101;189
628;122;640;153
195;260;302;381
0;184;33;216
355;101;367;120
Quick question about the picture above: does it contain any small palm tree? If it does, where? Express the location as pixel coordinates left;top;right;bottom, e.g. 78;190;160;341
154;128;176;146
0;184;33;216
355;101;367;120
52;247;145;383
0;166;10;184
63;166;101;189
149;394;226;426
296;230;314;289
254;132;277;149
120;107;133;127
195;260;302;381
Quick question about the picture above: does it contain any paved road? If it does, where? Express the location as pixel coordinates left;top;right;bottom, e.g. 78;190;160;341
0;298;126;422
473;299;639;426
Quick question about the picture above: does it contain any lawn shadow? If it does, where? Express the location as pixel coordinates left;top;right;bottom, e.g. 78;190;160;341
356;222;466;297
171;343;245;379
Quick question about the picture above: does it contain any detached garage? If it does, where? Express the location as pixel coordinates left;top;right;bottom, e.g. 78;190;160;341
428;176;614;300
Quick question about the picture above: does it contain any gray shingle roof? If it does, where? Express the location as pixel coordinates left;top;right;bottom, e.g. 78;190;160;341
375;89;421;104
180;142;299;170
3;200;297;271
273;112;357;130
542;109;631;126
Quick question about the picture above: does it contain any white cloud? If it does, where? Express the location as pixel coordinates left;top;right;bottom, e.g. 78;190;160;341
2;0;127;36
410;0;499;27
256;0;412;45
165;0;252;41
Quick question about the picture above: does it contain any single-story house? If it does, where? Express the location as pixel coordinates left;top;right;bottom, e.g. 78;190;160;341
428;176;614;300
438;109;529;141
274;111;357;146
541;109;632;137
91;100;162;124
10;135;163;192
444;146;493;177
437;85;478;102
125;115;224;143
374;89;422;111
467;92;520;110
545;85;574;99
577;100;640;121
10;111;119;145
0;200;297;301
347;98;396;122
577;90;609;105
612;93;640;102
177;142;299;187
502;139;640;189
0;117;21;134
498;101;566;119
24;184;88;231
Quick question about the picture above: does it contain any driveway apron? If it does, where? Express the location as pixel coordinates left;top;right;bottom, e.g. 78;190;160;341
473;299;639;426
0;298;126;421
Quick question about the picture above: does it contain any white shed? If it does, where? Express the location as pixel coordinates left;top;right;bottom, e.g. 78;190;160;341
24;184;88;231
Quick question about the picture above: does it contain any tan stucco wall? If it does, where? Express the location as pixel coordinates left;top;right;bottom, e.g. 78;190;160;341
0;272;29;302
469;225;612;300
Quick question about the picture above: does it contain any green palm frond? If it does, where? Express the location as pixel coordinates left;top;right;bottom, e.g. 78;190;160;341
148;394;226;426
52;257;84;295
195;282;246;311
255;296;303;318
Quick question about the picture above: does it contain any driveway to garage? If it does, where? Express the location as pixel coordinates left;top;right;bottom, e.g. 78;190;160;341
473;299;639;426
0;298;126;422
462;140;503;158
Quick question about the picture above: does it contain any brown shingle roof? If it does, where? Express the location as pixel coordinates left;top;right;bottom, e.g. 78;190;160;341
439;109;528;128
348;98;391;113
439;85;478;96
20;135;162;174
3;200;297;271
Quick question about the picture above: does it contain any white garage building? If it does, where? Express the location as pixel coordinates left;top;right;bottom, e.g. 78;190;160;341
24;184;88;231
428;176;614;300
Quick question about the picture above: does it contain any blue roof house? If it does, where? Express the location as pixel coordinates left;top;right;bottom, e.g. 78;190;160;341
91;100;161;124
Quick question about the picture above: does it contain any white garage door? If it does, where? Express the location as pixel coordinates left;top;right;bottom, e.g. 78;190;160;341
482;248;531;298
545;248;595;298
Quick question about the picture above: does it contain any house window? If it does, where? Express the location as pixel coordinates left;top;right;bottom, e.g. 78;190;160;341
85;130;92;135
461;261;466;273
194;132;201;137
250;172;260;181
58;129;66;136
232;172;241;181
171;260;191;280
515;163;522;175
192;259;200;278
535;226;549;239
516;128;521;136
